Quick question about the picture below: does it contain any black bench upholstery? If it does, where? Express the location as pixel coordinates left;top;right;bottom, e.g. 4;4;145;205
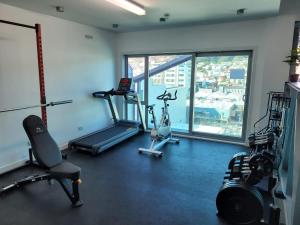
50;161;81;179
23;115;83;207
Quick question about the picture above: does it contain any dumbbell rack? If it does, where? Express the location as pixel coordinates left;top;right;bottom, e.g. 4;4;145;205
252;92;290;137
216;90;291;225
216;152;280;225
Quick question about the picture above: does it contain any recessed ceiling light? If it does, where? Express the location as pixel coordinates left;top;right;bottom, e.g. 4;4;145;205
237;8;246;15
164;13;170;18
112;24;119;29
55;6;64;13
106;0;146;16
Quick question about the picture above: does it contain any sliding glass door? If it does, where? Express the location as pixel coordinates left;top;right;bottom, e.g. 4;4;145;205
148;55;192;132
192;52;252;139
125;50;252;141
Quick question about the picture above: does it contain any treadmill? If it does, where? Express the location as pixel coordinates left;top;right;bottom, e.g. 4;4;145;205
69;78;145;155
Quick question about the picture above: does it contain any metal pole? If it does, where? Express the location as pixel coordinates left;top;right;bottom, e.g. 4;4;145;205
0;100;73;113
144;56;149;129
189;54;196;133
0;19;35;29
0;20;48;126
35;24;47;126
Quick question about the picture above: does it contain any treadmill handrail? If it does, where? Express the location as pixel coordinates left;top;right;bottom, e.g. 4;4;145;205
93;89;135;98
92;89;114;98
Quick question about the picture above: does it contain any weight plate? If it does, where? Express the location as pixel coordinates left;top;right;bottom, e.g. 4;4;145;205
216;181;264;225
243;172;263;185
228;152;249;170
248;132;274;149
249;154;273;176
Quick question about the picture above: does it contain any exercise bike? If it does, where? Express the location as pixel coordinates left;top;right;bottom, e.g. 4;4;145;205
138;90;179;157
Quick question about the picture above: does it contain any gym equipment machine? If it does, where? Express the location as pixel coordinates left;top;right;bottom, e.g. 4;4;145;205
0;19;82;206
248;91;291;153
0;115;83;207
0;19;48;125
216;91;290;225
69;78;146;155
138;90;179;157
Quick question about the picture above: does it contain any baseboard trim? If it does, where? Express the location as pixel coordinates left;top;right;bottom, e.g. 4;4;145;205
174;133;248;147
0;159;27;175
0;143;69;175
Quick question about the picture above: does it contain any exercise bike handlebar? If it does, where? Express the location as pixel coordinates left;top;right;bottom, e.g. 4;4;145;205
156;90;177;101
156;90;167;100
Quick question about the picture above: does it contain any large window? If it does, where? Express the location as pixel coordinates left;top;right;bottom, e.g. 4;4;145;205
192;53;251;138
125;50;252;142
148;55;192;132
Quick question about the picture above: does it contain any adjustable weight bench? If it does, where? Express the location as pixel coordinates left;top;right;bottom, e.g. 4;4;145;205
0;115;83;207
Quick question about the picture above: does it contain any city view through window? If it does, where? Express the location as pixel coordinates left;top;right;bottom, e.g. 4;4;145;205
127;52;251;139
148;55;191;132
193;55;249;137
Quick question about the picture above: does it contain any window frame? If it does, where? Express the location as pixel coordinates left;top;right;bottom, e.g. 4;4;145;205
125;50;253;143
292;21;300;74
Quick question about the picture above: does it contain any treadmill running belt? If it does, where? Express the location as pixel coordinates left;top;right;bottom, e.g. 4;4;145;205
74;125;137;146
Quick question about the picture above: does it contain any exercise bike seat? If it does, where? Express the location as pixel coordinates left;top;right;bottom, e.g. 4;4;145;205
49;161;81;179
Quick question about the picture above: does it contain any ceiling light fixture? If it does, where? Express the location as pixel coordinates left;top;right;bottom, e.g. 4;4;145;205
55;6;64;13
237;8;246;15
106;0;146;16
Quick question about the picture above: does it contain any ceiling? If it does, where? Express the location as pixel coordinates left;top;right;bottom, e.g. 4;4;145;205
0;0;282;32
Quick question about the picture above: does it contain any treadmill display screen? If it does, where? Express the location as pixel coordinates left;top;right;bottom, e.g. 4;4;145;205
117;78;132;92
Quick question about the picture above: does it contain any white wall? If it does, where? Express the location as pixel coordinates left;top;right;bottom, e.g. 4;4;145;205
0;3;116;172
115;2;300;142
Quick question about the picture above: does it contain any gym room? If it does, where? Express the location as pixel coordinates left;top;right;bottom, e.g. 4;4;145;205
0;0;299;224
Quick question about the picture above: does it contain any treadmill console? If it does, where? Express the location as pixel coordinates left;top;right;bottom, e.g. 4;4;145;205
117;78;132;92
92;78;133;98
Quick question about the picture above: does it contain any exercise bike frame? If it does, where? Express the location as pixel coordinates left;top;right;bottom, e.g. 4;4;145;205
138;90;179;157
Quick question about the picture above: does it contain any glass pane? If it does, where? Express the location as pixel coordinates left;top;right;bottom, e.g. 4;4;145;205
148;55;192;132
127;103;145;123
127;57;145;101
127;57;145;121
193;54;250;137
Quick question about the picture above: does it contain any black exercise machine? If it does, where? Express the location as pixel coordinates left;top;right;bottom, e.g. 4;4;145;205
0;115;83;207
69;78;146;155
